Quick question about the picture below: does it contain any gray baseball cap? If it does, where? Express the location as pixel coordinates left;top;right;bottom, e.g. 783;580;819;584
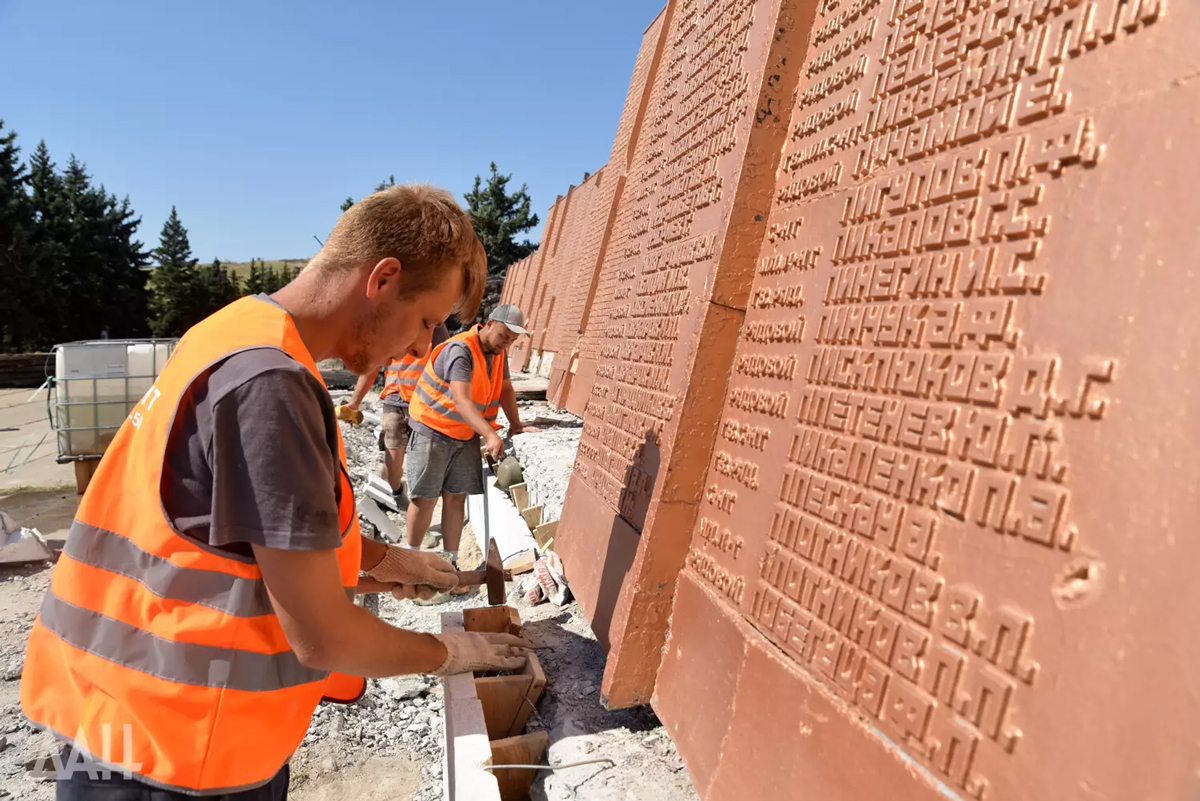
488;304;529;335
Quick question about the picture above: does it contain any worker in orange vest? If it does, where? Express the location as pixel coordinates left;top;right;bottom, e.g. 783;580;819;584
404;304;527;592
20;185;532;800
341;321;450;510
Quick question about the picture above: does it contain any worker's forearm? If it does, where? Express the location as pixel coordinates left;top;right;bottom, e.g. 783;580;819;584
500;382;521;431
450;381;497;440
255;545;448;676
355;576;396;595
348;371;378;408
320;601;448;677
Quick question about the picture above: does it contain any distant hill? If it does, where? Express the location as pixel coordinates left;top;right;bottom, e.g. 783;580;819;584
224;259;309;278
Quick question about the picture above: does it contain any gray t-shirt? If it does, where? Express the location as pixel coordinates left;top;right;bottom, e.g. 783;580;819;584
381;324;450;410
409;336;510;444
163;348;344;560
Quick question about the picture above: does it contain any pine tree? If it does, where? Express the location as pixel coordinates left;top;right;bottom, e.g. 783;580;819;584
26;141;70;345
147;206;204;336
98;193;151;338
464;162;539;277
464;163;539;323
199;257;239;317
243;258;265;295
55;157;148;341
339;175;397;212
0;120;40;350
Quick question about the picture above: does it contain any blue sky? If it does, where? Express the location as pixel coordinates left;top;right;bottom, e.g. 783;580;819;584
0;0;659;263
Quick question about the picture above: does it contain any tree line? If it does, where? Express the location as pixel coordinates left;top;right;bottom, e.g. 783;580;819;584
1;117;542;352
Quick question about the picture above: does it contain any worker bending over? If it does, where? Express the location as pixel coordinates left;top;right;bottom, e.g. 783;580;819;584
343;319;452;508
20;185;532;801
404;304;527;582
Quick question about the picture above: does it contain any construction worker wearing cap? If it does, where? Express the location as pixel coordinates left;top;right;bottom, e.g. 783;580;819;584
20;186;532;800
340;321;450;510
404;304;529;588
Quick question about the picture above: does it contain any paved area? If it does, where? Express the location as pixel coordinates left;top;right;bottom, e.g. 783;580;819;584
0;389;74;492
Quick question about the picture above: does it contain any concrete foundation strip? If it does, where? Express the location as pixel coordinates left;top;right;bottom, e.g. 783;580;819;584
441;606;549;801
466;462;539;574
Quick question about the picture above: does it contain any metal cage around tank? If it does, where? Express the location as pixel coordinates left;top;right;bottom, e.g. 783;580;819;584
49;338;178;463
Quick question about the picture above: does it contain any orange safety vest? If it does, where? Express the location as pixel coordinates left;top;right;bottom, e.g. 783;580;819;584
20;295;366;795
408;325;505;441
380;353;425;404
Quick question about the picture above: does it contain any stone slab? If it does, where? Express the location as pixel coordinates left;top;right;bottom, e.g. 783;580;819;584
658;0;1200;799
557;0;817;709
504;253;540;374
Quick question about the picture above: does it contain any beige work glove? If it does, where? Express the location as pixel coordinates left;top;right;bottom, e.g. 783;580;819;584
365;546;458;591
429;632;534;675
334;404;363;425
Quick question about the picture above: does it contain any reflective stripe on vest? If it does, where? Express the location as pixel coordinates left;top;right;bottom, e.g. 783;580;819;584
382;354;426;404
407;325;504;441
20;295;366;794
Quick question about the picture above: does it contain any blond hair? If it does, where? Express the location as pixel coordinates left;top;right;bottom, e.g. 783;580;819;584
315;183;485;319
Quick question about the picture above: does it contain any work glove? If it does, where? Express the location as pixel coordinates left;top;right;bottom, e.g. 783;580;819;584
365;546;458;591
355;576;438;601
429;632;534;675
334;403;363;425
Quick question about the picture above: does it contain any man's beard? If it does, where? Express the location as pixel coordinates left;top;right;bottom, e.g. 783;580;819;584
343;303;388;374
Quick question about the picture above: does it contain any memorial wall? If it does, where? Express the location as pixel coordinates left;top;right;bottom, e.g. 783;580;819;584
500;0;1199;797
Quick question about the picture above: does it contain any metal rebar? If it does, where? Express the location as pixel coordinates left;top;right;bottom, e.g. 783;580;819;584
480;757;616;773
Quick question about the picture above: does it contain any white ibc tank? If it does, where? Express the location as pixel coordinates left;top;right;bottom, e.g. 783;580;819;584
53;339;176;458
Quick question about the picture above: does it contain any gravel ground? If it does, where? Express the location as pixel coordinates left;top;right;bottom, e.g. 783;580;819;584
0;392;696;801
509;401;582;523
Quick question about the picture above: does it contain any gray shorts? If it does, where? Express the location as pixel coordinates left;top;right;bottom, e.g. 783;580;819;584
378;405;411;450
405;430;484;499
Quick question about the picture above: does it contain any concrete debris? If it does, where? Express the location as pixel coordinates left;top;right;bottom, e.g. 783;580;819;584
0;511;51;565
505;402;582;524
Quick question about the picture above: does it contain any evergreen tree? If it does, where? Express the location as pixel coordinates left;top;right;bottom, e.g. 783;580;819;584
99;193;151;338
198;257;239;317
464;163;539;323
464;162;539;277
263;264;280;293
26;141;70;344
339;175;397;212
243;258;265;295
56;157;149;341
0;121;40;350
0;134;149;349
147;206;204;336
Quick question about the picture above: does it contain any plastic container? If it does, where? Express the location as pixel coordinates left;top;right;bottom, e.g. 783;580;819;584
52;339;177;459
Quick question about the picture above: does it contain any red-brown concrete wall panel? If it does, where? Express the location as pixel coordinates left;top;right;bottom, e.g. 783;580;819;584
556;0;817;709
509;196;561;372
548;166;624;408
530;193;571;360
657;1;1200;799
546;169;605;356
503;252;539;373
